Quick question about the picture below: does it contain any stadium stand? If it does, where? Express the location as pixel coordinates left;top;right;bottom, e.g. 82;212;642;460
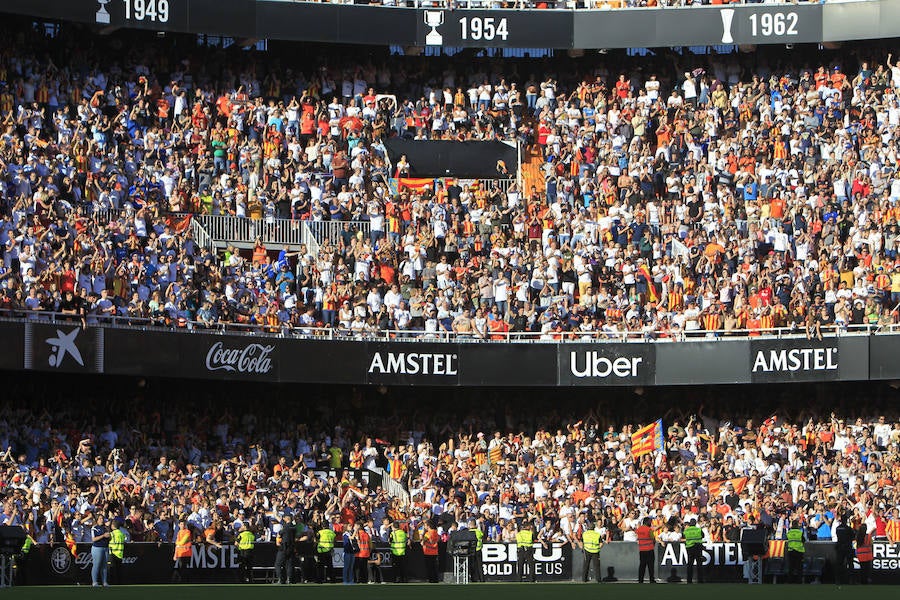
0;24;898;342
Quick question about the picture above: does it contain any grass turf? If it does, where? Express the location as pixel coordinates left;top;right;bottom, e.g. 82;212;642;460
5;584;894;600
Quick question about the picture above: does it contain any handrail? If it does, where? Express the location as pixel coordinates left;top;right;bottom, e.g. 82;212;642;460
370;467;411;505
4;309;897;343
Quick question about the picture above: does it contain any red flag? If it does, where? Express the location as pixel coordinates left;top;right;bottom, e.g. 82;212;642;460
374;438;390;446
166;213;193;234
708;476;748;498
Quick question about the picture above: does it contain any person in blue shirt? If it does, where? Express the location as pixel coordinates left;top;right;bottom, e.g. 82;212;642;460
91;514;111;587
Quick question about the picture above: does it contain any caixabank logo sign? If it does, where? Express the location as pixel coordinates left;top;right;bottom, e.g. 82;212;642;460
25;323;104;374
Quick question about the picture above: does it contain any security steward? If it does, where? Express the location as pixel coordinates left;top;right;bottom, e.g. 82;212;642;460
274;513;296;584
581;521;603;583
470;519;484;583
422;522;440;583
856;524;873;584
236;522;256;583
833;514;854;585
786;520;806;583
683;517;704;584
516;521;536;583
108;517;128;585
17;527;36;585
316;521;336;583
390;521;409;583
172;519;193;583
636;516;657;583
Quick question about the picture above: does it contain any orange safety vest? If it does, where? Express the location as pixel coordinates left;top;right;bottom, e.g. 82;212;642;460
857;535;873;562
636;525;655;552
356;530;371;558
423;530;439;556
174;528;192;559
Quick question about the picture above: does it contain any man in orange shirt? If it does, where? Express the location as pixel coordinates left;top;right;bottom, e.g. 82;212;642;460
422;522;440;583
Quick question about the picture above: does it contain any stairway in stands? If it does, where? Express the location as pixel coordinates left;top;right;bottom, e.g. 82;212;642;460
520;145;545;196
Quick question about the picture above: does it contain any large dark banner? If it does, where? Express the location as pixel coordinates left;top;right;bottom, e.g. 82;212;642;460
870;335;900;380
0;321;24;371
24;541;573;584
281;338;368;385
750;337;841;384
558;343;655;386
655;341;749;385
26;543;277;585
3;320;897;387
383;139;518;180
179;331;279;383
2;0;900;49
479;543;571;581
415;9;571;49
24;322;103;374
104;327;181;377
365;342;460;386
458;343;557;386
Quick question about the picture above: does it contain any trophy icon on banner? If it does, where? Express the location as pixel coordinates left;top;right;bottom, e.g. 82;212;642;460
96;0;111;24
424;11;444;46
720;8;735;44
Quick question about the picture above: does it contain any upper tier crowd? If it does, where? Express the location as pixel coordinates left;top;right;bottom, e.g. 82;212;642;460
3;389;900;549
1;26;900;340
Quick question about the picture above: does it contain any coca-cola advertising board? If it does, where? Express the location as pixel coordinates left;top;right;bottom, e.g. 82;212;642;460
104;328;280;382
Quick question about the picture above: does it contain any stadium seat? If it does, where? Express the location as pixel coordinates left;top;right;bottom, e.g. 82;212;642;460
764;558;786;584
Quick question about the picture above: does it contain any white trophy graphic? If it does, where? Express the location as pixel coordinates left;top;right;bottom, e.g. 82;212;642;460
96;0;111;24
720;8;735;44
424;11;444;47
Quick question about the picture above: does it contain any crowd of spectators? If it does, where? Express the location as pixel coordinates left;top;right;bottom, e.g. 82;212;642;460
1;25;900;342
3;379;900;553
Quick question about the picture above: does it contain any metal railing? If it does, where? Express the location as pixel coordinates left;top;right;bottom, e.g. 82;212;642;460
369;467;411;505
304;220;372;246
197;215;307;248
191;218;214;253
3;309;898;343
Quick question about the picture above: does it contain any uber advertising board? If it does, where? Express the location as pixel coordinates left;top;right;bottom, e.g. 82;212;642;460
559;343;655;386
480;543;571;581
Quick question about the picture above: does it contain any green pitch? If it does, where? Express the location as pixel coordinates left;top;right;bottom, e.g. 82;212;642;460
5;584;895;600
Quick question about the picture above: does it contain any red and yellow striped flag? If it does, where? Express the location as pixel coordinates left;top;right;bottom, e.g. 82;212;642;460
764;540;785;559
637;264;658;302
631;419;664;459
